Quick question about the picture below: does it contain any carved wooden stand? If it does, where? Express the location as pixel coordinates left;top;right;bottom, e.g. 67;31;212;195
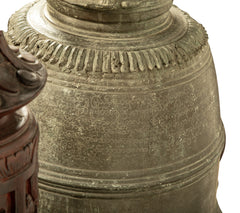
0;32;46;213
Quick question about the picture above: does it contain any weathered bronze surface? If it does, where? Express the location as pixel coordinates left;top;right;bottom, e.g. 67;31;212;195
8;0;224;212
0;31;47;212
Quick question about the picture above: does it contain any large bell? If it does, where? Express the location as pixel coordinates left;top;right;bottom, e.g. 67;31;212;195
7;0;225;212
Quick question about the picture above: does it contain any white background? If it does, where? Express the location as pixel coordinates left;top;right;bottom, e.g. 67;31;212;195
0;0;239;212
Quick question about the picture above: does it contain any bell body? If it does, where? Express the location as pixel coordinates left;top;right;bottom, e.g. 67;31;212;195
8;0;224;212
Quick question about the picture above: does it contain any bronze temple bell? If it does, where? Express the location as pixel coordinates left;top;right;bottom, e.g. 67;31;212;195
7;0;225;212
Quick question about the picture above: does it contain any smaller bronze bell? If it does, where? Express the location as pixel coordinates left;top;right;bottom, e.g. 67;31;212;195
0;31;47;213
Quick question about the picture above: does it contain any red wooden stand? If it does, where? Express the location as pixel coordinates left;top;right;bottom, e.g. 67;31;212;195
0;31;46;213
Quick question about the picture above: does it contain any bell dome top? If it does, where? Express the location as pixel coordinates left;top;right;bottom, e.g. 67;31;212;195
47;0;173;23
63;0;173;11
8;0;208;75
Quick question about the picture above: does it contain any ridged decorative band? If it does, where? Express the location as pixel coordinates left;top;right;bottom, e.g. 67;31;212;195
7;1;208;75
38;125;225;198
42;46;212;92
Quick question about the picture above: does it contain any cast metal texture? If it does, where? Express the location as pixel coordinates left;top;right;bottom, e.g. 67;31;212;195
8;0;224;212
0;31;47;212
